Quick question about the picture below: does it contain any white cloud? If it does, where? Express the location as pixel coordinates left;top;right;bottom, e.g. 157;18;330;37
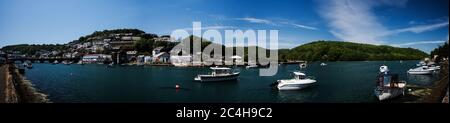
236;17;318;31
235;17;274;25
178;26;236;31
319;0;448;45
289;23;318;30
392;40;447;46
391;22;449;34
319;0;387;44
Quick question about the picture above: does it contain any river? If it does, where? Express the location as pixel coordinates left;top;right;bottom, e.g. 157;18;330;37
23;60;439;103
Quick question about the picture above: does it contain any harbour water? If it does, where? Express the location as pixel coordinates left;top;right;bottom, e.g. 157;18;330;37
24;61;439;103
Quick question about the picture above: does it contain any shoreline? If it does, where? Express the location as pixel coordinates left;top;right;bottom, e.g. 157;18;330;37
0;64;50;103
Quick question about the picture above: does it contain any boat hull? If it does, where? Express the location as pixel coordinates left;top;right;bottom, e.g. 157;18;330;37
374;87;405;101
277;83;315;90
195;73;240;82
407;70;433;75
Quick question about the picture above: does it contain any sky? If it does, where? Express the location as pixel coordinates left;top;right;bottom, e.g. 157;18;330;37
0;0;448;53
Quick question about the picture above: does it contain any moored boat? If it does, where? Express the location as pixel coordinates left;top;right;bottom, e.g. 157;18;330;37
274;72;317;91
407;66;434;75
374;65;407;101
194;67;240;82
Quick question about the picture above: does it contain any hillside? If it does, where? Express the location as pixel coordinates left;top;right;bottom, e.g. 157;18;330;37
281;41;428;61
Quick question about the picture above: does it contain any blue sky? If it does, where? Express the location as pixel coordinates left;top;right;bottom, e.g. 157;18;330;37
0;0;448;53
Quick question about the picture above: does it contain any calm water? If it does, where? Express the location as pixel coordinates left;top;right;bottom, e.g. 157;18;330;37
24;61;439;103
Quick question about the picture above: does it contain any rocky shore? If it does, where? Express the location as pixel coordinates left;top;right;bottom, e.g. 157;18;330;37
0;64;49;103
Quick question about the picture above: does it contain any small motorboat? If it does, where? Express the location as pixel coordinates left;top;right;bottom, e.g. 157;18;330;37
246;64;258;69
23;62;33;69
374;65;407;101
320;63;327;66
407;66;434;75
274;72;317;91
194;66;240;82
299;63;307;69
52;60;59;65
62;60;71;65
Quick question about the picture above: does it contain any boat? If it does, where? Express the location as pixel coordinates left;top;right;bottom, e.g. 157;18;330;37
53;60;59;64
407;66;434;75
320;63;327;66
245;64;258;69
77;61;84;65
107;63;114;68
62;60;71;65
23;62;33;69
374;65;407;101
407;61;441;75
274;72;317;91
299;63;307;69
194;67;240;82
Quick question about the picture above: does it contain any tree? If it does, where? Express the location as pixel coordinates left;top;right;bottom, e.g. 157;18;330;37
134;38;155;53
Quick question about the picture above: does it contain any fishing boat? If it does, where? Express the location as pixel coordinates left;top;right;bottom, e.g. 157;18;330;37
274;72;317;91
374;65;407;101
194;66;240;82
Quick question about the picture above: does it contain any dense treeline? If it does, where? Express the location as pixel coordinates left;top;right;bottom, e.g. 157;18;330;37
281;41;428;61
1;44;68;55
430;41;449;63
72;29;158;44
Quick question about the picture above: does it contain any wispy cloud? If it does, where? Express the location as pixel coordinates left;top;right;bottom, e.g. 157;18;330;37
235;17;274;25
280;21;318;30
319;0;387;44
391;22;449;34
319;0;448;44
178;26;237;31
392;40;447;46
236;17;318;31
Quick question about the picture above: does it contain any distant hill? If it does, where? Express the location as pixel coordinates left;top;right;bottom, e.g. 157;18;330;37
281;41;428;61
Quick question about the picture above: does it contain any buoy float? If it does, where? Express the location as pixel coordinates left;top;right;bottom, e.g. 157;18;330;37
175;84;180;89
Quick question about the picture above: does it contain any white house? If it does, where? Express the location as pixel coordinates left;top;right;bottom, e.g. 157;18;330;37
170;55;192;67
153;52;170;63
82;54;112;63
144;56;152;64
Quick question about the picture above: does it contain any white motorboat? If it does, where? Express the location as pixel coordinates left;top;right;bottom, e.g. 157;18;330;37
407;66;434;75
23;62;33;69
62;60;71;65
53;60;59;64
194;67;240;82
374;65;407;101
320;63;327;66
275;72;317;90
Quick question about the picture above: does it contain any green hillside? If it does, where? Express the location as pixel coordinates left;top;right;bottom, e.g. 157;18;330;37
281;41;428;61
